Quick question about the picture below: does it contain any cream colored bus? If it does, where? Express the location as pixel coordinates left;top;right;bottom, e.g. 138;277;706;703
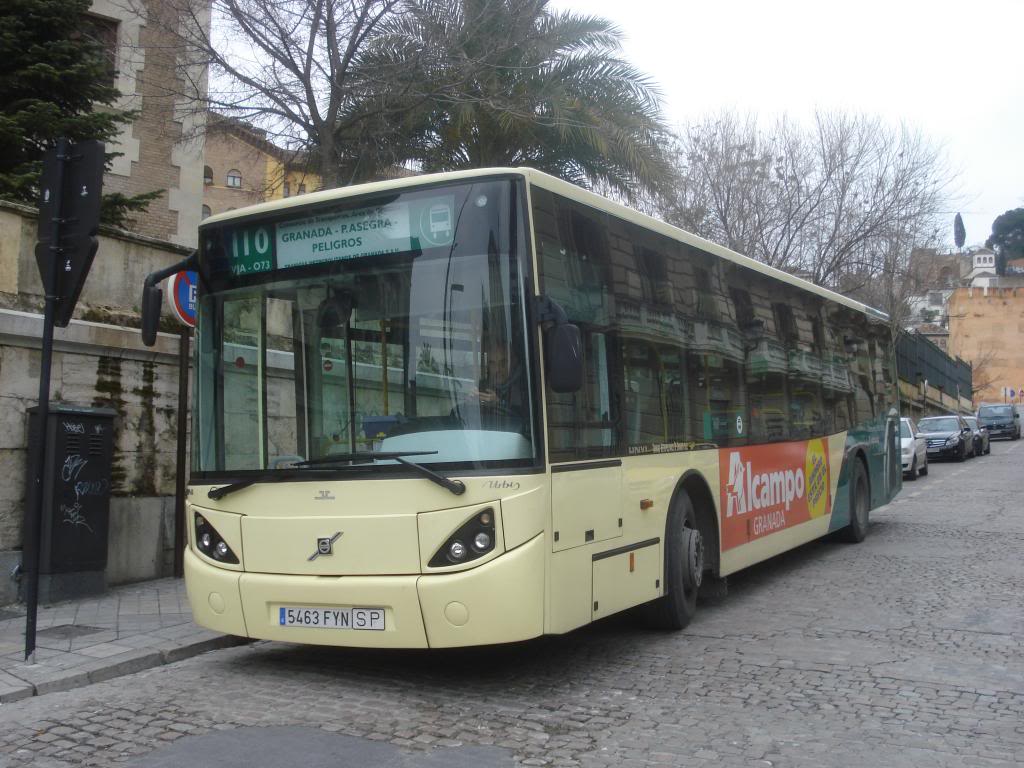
141;168;900;648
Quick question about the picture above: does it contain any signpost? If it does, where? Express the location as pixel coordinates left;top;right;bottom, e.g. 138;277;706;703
167;270;197;328
166;270;196;577
23;139;105;661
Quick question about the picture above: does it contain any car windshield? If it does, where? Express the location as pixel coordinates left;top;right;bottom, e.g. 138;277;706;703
900;421;912;438
919;417;959;432
978;405;1012;419
964;417;978;429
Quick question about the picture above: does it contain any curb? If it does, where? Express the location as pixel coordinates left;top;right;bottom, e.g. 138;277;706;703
0;634;248;703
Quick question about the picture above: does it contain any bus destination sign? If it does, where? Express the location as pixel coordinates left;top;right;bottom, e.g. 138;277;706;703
210;195;456;278
277;202;413;268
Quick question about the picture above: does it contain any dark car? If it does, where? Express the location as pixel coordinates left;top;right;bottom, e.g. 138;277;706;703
977;404;1021;440
917;414;974;461
963;416;990;456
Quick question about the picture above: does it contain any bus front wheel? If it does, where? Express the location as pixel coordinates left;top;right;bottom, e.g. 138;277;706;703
642;491;702;630
839;460;870;543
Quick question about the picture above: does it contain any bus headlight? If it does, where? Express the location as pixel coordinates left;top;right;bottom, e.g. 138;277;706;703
194;513;239;564
430;508;496;567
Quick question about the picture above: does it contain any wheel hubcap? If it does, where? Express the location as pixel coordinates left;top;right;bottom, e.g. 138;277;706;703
682;527;703;591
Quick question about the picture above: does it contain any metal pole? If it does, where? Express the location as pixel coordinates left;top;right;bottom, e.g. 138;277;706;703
173;328;190;578
23;138;68;662
345;322;356;450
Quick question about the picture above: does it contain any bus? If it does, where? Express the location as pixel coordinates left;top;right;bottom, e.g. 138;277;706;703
141;167;901;648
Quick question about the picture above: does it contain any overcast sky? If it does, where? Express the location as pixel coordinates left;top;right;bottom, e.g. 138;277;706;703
554;0;1023;248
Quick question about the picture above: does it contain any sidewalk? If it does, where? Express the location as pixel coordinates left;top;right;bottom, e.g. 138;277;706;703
0;578;244;703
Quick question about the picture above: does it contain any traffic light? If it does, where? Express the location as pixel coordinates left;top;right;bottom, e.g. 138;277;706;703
35;140;105;327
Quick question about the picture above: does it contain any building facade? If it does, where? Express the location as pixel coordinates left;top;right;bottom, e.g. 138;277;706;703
88;0;209;247
202;115;321;220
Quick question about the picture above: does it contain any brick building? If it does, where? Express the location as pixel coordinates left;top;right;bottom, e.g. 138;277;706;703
89;0;209;247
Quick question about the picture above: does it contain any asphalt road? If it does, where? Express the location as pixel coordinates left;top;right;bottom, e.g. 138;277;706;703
2;440;1023;768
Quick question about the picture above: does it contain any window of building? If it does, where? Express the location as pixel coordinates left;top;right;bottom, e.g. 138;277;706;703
298;183;306;194
203;166;213;185
84;14;119;88
226;170;242;188
283;182;290;197
201;205;212;220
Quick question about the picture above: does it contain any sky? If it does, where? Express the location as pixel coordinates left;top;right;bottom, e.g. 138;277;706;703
555;0;1023;248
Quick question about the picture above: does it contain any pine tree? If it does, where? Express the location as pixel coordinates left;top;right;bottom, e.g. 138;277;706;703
0;0;159;225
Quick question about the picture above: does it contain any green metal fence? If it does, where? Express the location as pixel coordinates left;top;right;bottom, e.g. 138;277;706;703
896;331;972;399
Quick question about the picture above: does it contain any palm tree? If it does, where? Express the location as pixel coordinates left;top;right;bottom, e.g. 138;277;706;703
348;0;674;200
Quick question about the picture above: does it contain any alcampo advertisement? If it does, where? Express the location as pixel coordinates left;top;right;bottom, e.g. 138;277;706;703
719;438;833;550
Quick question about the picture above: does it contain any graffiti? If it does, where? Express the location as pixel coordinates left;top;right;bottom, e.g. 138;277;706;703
74;478;109;500
60;502;94;533
62;421;85;434
60;454;88;482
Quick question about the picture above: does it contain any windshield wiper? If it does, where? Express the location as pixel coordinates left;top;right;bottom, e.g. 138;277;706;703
296;451;466;496
292;450;437;467
207;467;341;500
207;451;465;501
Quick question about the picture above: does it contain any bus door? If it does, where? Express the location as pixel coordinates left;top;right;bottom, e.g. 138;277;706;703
550;330;622;552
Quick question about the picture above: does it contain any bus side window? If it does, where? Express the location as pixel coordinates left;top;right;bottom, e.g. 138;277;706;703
622;339;666;446
547;330;617;460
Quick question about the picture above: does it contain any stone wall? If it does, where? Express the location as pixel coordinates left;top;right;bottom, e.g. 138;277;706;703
948;286;1024;406
0;203;189;604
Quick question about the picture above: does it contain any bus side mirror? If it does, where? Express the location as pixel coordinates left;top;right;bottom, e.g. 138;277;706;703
141;283;163;347
546;323;583;393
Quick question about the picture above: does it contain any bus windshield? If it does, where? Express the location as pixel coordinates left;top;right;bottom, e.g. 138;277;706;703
192;179;536;475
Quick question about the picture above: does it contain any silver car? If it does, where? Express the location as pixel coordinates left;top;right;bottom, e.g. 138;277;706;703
963;415;991;456
900;417;928;480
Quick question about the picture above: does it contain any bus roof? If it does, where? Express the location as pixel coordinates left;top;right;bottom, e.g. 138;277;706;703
201;166;887;321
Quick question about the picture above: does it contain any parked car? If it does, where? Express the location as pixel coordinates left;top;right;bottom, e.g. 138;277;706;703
900;417;928;479
917;414;974;461
977;403;1021;440
962;415;991;456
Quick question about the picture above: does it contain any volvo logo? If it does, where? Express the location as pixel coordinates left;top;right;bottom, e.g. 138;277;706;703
308;531;343;561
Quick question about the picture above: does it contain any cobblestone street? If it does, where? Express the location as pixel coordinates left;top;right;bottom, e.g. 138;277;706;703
1;441;1022;768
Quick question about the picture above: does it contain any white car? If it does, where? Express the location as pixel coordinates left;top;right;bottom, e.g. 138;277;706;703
900;417;928;480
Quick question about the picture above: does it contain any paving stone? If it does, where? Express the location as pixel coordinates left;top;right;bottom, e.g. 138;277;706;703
0;446;1023;766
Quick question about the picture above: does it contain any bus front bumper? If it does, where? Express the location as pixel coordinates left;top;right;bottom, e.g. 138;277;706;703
184;532;545;649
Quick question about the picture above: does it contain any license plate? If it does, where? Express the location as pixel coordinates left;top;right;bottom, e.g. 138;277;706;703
278;606;385;630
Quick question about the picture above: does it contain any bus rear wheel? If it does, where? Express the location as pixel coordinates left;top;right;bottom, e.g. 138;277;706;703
839;460;870;543
641;491;702;630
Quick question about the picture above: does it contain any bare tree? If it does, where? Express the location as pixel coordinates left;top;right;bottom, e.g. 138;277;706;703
966;343;999;397
661;111;955;327
150;0;407;188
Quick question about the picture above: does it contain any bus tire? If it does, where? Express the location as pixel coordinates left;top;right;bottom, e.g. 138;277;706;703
839;460;870;543
642;491;701;630
698;573;728;604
